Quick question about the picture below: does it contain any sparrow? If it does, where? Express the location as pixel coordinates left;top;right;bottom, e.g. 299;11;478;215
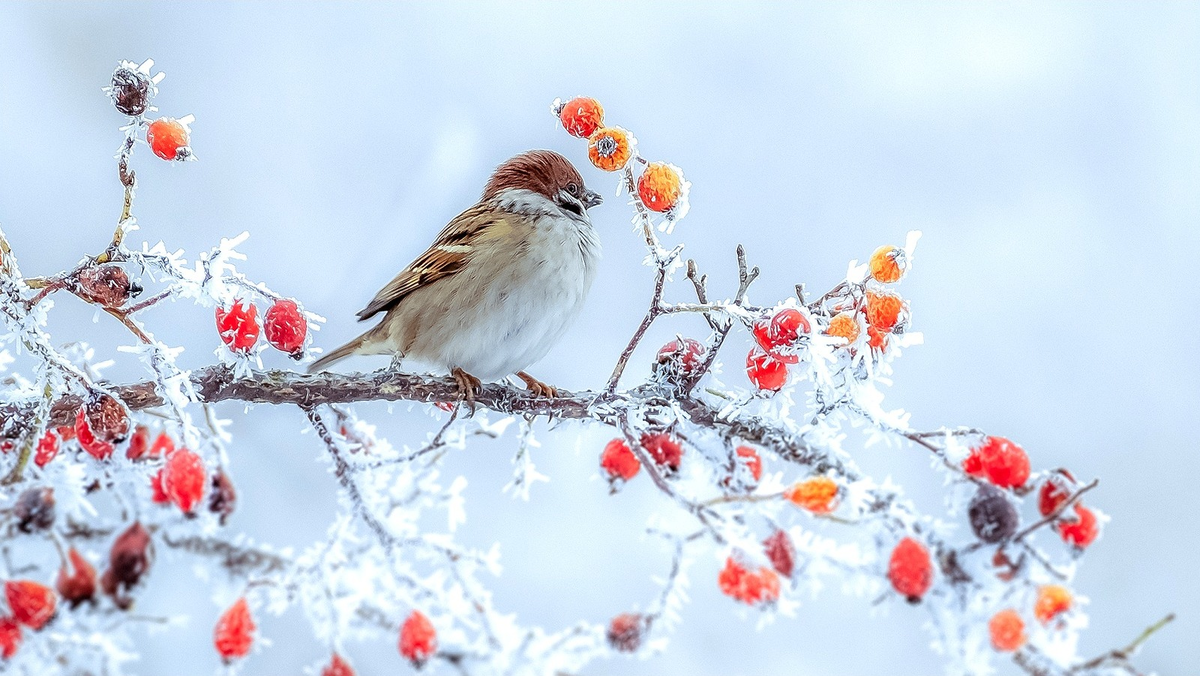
308;150;604;405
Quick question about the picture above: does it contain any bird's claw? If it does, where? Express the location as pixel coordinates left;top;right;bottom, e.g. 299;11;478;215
516;371;558;398
452;367;482;414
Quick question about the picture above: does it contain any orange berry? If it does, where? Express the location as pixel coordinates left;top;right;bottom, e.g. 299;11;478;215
1034;585;1073;624
146;117;191;161
717;556;780;606
826;312;861;346
867;325;889;352
865;290;908;333
869;245;909;283
636;162;683;212
587;126;634;172
784;476;839;514
558;96;604;138
988;609;1026;652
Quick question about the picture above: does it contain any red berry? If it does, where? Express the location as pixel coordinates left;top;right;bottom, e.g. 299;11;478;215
600;439;641;483
962;436;1030;489
988;609;1026;652
146;117;191;161
149;431;175;458
215;301;260;353
264;299;307;357
1038;469;1077;517
75;392;130;460
558;96;604;138
746;349;788;391
75;408;113;460
214;597;255;663
1034;585;1072;624
606;612;644;653
887;537;933;603
150;467;171;504
637;162;684;213
0;616;19;659
56;547;97;609
639;432;683;472
717;556;780;606
399;610;437;667
752;308;810;364
33;430;60;468
125;425;150;461
654;338;706;380
762;529;796;578
1057;504;1099;549
322;653;355;676
434;401;454;412
4;580;56;630
734;445;762;484
163;447;206;514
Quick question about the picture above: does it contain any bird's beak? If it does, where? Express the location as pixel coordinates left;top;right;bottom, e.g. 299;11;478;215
583;189;603;209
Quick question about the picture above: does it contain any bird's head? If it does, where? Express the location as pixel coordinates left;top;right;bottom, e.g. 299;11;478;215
482;150;602;221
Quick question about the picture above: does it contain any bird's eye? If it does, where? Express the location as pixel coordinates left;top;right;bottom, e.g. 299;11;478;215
567;183;579;196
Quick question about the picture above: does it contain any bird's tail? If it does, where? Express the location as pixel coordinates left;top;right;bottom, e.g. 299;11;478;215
307;329;373;374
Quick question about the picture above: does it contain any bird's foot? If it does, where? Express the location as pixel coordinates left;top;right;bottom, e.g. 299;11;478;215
451;367;482;413
516;371;558;398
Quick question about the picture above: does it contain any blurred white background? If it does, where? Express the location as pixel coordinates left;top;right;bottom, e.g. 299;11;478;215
1;2;1196;674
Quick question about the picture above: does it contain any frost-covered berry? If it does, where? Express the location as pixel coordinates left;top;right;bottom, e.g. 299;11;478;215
163;447;206;514
606;612;644;653
322;653;355;676
216;301;260;353
988;609;1026;652
600;438;641;484
962;436;1030;489
640;432;683;472
887;537;933;603
56;547;97;609
717;556;780;606
746;349;788;391
4;580;56;630
14;487;55;534
1034;584;1073;624
864;290;908;334
150;467;171;504
557;96;604;138
209;470;237;525
866;325;889;352
399;610;437;667
588;127;634;172
108;62;153;116
1038;469;1077;517
637;162;684;213
214;597;255;663
869;245;909;284
125;425;150;461
785;476;839;514
826;312;861;347
654;337;706;381
753;308;810;364
77;264;141;308
146;117;192;161
77;391;131;453
0;616;19;659
762;529;796;578
264;299;307;357
149;431;175;458
100;521;152;610
34;430;60;468
968;484;1019;544
732;445;763;486
1057;503;1099;549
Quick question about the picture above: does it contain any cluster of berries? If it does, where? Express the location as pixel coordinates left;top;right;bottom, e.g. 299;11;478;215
555;96;688;217
216;298;308;358
0;520;155;660
106;59;195;162
986;584;1075;653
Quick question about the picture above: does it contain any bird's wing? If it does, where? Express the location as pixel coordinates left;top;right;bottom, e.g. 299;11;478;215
356;203;516;321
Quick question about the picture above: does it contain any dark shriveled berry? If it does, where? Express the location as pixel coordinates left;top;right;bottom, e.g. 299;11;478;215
77;265;142;308
14;487;55;533
968;484;1019;544
606;613;644;653
109;64;152;116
